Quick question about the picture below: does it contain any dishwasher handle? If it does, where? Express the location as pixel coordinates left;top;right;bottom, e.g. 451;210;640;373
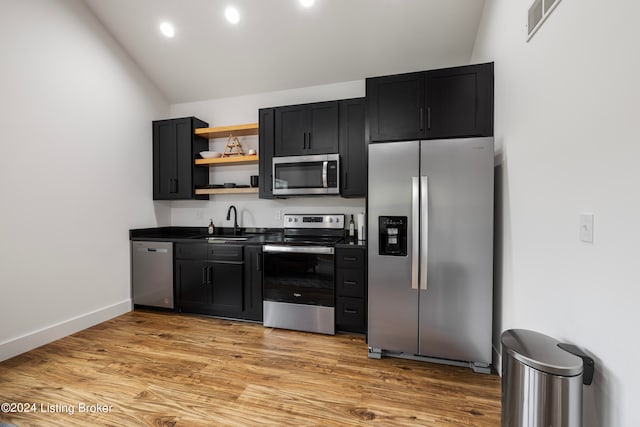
136;247;169;254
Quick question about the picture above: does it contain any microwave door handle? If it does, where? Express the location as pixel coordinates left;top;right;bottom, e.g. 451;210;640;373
322;161;328;188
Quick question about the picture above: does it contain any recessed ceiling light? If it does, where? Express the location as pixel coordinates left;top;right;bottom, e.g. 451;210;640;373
299;0;315;7
225;6;240;24
159;22;175;38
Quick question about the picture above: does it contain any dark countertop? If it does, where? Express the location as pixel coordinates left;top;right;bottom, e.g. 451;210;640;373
130;226;368;248
129;226;283;245
336;239;367;249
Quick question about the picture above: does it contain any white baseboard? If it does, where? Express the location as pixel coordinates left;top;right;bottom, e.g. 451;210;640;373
0;299;132;362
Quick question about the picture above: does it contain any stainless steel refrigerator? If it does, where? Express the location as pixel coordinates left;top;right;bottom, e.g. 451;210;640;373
367;138;494;373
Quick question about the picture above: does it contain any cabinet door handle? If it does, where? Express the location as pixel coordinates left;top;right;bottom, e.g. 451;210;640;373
344;280;357;286
343;257;357;261
202;267;207;285
208;267;213;285
344;172;348;189
419;107;424;131
427;107;431;130
344;309;358;314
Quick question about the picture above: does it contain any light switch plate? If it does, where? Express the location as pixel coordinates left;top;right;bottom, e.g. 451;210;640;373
579;213;594;243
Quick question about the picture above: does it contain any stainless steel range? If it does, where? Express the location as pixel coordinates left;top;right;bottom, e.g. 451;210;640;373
262;214;345;335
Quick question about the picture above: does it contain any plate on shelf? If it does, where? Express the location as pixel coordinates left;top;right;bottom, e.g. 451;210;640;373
200;151;222;159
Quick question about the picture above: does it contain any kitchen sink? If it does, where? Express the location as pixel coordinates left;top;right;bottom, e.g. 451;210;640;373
208;236;249;241
189;235;250;242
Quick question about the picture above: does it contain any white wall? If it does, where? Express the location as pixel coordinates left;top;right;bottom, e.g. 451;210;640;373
0;0;169;360
472;1;640;425
169;82;366;229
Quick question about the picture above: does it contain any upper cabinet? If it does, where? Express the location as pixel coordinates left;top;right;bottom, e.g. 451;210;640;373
260;99;366;199
274;101;340;156
366;72;424;142
339;98;366;198
367;62;494;142
153;117;209;200
258;108;275;199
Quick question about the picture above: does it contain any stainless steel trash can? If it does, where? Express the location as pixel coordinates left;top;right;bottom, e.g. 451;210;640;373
501;329;586;427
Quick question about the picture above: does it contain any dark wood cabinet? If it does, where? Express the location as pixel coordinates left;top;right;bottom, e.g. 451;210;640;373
274;101;339;156
367;72;425;142
153;117;209;200
175;259;212;313
175;243;245;318
339;98;366;198
335;246;367;333
366;63;494;142
258;108;275;199
242;246;263;322
424;64;494;138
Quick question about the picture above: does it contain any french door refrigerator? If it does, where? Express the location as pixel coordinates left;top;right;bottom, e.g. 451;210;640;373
367;138;494;373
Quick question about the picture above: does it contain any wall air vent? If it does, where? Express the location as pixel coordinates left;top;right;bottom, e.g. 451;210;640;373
527;0;562;41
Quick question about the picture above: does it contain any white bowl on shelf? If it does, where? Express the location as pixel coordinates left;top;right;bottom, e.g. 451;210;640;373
200;151;222;159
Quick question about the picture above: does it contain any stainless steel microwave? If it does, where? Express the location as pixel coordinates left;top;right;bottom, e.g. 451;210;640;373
272;154;340;196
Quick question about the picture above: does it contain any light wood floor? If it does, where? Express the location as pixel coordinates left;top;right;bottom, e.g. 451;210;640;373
0;311;501;426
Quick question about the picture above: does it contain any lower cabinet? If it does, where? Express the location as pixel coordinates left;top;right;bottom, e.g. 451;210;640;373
335;246;367;333
242;245;263;322
175;243;262;320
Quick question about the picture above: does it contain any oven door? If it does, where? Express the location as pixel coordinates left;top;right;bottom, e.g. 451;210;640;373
262;245;335;306
272;154;339;196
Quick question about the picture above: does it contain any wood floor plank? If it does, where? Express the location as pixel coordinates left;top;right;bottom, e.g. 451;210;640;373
0;310;501;426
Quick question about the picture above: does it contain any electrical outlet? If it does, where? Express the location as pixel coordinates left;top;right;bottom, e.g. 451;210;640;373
275;209;283;221
195;210;204;221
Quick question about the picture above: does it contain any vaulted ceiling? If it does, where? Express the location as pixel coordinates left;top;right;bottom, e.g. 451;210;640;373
84;0;486;103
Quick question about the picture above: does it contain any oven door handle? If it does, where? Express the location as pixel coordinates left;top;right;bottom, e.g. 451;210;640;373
262;245;334;255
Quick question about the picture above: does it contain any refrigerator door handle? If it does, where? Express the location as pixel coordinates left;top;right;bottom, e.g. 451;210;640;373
412;176;419;290
420;176;429;291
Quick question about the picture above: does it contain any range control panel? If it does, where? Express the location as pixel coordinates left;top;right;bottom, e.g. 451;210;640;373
283;214;345;229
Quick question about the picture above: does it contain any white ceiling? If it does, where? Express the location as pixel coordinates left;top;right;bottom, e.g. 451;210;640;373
84;0;486;104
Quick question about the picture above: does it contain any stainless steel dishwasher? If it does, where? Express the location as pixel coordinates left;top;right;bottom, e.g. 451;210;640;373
131;241;174;309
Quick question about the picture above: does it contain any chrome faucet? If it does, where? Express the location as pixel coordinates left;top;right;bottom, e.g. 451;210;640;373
226;205;239;235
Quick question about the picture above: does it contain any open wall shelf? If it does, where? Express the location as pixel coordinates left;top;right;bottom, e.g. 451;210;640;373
195;154;259;166
194;123;259;139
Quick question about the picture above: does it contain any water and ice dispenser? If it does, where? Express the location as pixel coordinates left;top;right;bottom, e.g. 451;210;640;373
378;216;407;256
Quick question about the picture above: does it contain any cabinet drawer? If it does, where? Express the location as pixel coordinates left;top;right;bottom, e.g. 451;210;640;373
207;244;243;261
336;297;366;333
175;243;208;259
336;247;365;269
336;269;365;298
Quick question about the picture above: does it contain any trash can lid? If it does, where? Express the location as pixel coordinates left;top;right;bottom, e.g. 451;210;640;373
501;329;583;377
